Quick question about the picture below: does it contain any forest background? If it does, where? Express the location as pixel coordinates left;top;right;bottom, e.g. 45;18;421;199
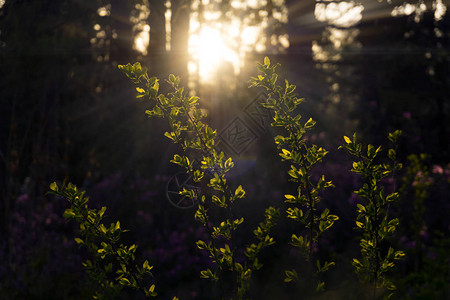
0;0;449;299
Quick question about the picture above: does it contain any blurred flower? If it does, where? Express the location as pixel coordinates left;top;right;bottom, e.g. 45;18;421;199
319;131;326;140
16;194;29;205
402;111;412;119
432;165;444;174
419;226;429;241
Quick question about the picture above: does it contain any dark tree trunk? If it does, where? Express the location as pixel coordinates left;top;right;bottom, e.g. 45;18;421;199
170;0;190;81
148;0;167;74
110;0;134;63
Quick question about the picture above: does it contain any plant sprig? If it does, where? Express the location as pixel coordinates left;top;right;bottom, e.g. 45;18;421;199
119;62;280;299
48;181;156;299
340;131;405;298
250;57;339;292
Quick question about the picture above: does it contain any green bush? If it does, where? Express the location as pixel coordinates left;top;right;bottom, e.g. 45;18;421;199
50;58;407;299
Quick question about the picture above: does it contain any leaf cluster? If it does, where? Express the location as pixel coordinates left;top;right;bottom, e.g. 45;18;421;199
250;57;338;291
341;132;405;294
119;62;281;299
48;182;156;299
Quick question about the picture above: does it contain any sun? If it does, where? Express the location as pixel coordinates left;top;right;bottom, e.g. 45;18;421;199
186;1;290;85
189;26;240;82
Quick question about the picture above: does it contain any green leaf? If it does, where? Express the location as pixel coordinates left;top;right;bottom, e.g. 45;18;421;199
98;206;107;218
143;260;151;270
356;204;366;212
388;218;399;227
328;214;339;221
388;149;396;160
304;118;316;129
164;131;176;141
200;269;216;280
224;157;234;171
99;224;107;234
394;251;405;260
63;209;75;218
316;281;325;292
234;185;245;199
264;56;270;66
284;269;299;283
352;258;363;268
288;165;303;179
235;262;243;272
49;182;58;192
320;208;330;218
291;234;308;249
193;170;204;182
287;207;303;220
280;148;291;159
196;240;208;250
284;194;296;202
388;130;402;142
119;278;130;286
386;192;399;202
212;195;225;207
344;136;351;144
367;144;375;158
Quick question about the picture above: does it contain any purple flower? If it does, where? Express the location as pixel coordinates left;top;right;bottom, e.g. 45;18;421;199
432;165;444;174
402;111;412;119
16;194;29;205
419;226;429;241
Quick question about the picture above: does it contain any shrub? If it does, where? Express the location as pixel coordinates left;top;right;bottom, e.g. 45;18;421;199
50;58;408;299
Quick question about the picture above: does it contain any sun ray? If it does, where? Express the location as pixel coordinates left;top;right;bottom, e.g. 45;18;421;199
188;0;289;85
